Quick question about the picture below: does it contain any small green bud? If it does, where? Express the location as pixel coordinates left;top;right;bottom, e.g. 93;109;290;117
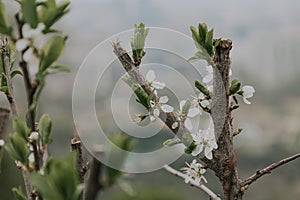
229;79;241;95
163;138;180;147
195;80;210;96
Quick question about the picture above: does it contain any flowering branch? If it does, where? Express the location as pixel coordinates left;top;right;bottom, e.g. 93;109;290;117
112;41;189;139
240;152;300;191
163;165;221;200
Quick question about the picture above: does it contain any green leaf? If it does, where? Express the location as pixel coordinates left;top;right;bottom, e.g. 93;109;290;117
0;0;12;35
205;29;214;56
21;0;38;28
40;35;67;71
38;114;52;145
182;99;191;116
5;134;29;164
195;80;210;97
163;138;180;147
12;187;28;200
182;132;193;147
13;118;28;140
229;79;241;95
188;50;212;63
122;74;151;108
0;51;3;75
131;23;149;65
38;0;70;29
42;65;70;76
30;154;81;200
1;72;7;87
11;70;23;78
8;42;16;69
103;134;136;187
117;179;136;196
198;23;208;44
189;23;214;62
0;86;8;93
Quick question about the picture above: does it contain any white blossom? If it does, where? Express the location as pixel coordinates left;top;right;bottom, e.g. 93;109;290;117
149;96;174;122
29;131;39;140
191;93;211;110
146;70;166;90
181;159;207;184
241;85;255;104
0;139;4;146
192;120;218;159
175;100;200;130
16;23;46;74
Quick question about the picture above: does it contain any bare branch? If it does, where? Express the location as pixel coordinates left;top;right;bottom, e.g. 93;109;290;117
71;136;86;184
163;165;221;200
84;145;104;200
240;152;300;190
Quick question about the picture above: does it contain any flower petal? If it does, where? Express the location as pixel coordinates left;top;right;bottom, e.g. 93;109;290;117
202;74;213;84
200;100;210;107
150;116;156;122
205;147;213;160
23;48;34;62
243;97;251;105
206;65;213;73
146;70;155;82
242;85;255;98
184;119;193;131
153;108;160;118
191;144;203;156
179;100;186;111
187;108;200;118
161;104;174;113
16;39;29;51
22;23;32;38
152;81;165;89
159;96;169;104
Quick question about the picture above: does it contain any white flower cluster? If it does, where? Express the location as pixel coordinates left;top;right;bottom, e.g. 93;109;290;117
191;119;218;160
134;70;174;122
182;159;207;184
172;100;200;130
16;23;46;74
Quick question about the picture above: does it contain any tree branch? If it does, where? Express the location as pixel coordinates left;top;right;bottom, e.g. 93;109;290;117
163;165;221;200
83;145;104;200
112;41;189;139
240;152;300;190
71;137;86;184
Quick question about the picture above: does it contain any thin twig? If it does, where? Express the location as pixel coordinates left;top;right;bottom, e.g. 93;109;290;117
1;38;18;116
71;136;86;184
240;152;300;190
112;42;189;139
163;165;221;200
15;15;41;200
84;145;104;200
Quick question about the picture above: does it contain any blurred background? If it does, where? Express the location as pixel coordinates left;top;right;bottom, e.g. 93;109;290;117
1;0;300;199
